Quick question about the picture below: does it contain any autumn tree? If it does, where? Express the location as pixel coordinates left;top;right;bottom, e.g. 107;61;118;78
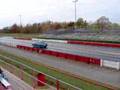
10;24;20;33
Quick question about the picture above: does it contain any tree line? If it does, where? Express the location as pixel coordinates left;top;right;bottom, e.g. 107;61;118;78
1;16;120;33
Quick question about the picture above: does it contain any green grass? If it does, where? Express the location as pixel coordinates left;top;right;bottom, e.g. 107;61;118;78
0;50;111;90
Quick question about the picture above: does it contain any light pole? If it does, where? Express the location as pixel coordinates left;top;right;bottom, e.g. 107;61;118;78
19;14;22;27
73;0;78;29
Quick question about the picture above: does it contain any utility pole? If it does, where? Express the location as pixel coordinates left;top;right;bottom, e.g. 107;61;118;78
73;0;78;29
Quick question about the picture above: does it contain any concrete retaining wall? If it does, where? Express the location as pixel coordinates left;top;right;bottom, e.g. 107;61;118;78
32;38;67;43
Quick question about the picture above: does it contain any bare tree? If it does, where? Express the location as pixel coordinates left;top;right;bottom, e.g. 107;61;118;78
96;16;111;31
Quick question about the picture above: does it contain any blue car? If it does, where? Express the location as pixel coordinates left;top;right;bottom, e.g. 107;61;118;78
32;41;47;49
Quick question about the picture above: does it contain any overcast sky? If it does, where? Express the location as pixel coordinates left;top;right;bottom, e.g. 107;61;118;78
0;0;120;28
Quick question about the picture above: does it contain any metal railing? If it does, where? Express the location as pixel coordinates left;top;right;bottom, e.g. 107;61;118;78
0;59;56;90
0;54;81;90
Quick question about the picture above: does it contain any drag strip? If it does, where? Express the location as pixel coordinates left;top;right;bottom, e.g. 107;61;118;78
0;45;120;88
47;42;120;62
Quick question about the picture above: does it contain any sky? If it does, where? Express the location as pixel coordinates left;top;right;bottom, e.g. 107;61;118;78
0;0;120;28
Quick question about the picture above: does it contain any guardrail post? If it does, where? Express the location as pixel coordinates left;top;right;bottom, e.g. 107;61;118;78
56;80;60;90
32;70;37;89
20;66;23;80
100;59;103;67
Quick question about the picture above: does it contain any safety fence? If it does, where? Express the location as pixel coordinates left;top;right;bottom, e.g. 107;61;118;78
0;55;81;90
17;45;101;65
0;60;55;90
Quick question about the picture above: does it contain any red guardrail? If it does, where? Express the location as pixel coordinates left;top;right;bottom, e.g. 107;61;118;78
67;41;120;48
16;45;101;65
41;50;101;65
14;37;32;40
17;45;42;53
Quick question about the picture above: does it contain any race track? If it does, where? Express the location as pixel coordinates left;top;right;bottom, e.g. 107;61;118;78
0;45;120;88
47;42;120;62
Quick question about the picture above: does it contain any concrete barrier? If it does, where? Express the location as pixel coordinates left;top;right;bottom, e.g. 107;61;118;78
41;49;101;65
101;60;120;70
16;45;101;65
32;38;68;43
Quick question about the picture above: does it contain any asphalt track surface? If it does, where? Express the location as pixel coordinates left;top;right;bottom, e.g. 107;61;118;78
1;38;120;61
0;45;120;88
47;42;120;62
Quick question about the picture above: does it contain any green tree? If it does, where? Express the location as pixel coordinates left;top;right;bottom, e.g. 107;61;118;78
111;23;120;30
76;18;88;29
76;18;84;28
2;27;10;33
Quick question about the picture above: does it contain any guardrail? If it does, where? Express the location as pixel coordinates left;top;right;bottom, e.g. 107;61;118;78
17;45;101;65
0;61;54;90
0;55;82;90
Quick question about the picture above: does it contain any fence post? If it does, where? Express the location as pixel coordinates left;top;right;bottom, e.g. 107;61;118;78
56;80;60;90
32;70;37;89
20;66;23;80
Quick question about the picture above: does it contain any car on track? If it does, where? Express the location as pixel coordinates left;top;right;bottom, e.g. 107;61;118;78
0;69;12;90
32;41;48;49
